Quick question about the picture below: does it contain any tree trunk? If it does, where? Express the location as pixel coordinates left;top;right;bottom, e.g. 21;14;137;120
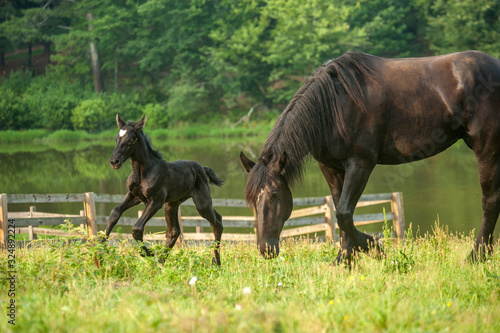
44;42;51;64
28;43;32;67
86;13;104;93
0;38;4;66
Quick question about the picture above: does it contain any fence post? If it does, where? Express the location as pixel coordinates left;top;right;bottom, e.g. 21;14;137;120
84;192;98;236
28;225;37;240
324;196;336;241
391;192;405;240
30;206;36;217
0;194;8;247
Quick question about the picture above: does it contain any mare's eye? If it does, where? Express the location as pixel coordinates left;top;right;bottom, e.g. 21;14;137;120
127;138;135;145
270;192;279;200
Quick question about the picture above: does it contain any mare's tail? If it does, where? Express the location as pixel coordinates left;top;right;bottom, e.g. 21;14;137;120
203;167;224;187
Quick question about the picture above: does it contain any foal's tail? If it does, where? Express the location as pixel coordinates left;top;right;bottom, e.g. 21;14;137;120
203;167;224;187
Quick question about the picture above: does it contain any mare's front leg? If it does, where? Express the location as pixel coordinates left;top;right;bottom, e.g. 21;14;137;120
335;159;380;260
104;192;141;241
132;196;165;256
318;163;354;266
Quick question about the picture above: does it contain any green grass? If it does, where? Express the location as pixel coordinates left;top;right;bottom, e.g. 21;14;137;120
0;129;50;143
1;224;499;332
0;121;273;144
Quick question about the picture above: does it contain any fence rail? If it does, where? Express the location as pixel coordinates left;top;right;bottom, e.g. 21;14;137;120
0;192;404;245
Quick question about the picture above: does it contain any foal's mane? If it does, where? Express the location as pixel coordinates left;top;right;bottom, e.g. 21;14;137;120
245;52;375;204
127;120;163;160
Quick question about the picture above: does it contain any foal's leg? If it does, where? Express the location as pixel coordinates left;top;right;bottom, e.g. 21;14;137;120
132;197;165;256
192;185;223;265
319;163;360;266
160;201;182;263
335;159;379;258
469;153;500;261
105;192;141;239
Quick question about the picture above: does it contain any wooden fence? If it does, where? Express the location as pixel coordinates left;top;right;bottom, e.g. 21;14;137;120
0;192;404;246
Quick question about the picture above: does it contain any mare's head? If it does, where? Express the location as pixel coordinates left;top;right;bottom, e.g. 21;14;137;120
240;151;293;258
109;114;146;169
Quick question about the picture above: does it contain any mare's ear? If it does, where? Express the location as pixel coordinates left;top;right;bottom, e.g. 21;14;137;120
240;151;256;173
134;115;147;130
272;151;287;175
116;114;126;128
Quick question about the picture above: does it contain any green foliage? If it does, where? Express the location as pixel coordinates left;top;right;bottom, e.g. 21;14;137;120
71;98;109;132
0;87;27;130
347;0;427;57
427;0;500;57
2;0;500;131
142;103;167;130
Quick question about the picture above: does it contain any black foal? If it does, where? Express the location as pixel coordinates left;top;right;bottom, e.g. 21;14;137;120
105;114;224;265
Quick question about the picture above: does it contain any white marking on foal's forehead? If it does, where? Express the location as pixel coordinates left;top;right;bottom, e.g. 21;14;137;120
119;129;127;137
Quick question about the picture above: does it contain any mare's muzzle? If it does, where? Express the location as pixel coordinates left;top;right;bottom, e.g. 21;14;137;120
258;238;280;259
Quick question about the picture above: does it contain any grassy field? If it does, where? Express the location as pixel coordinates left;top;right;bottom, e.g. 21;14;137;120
0;122;274;144
1;225;499;333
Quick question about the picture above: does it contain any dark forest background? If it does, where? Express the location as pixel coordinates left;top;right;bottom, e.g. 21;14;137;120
1;0;499;131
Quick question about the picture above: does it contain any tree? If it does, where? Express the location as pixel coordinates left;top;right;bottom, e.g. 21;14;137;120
426;0;500;57
86;12;104;92
347;0;428;58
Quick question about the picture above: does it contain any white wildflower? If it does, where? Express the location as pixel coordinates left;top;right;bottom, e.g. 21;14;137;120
189;277;198;286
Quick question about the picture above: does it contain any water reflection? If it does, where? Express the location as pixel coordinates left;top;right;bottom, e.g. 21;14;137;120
0;138;493;237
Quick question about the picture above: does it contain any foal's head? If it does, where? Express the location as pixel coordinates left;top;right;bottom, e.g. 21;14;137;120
109;114;146;169
240;151;293;258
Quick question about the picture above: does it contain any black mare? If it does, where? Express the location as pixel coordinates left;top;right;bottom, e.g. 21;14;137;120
105;115;224;265
240;51;500;264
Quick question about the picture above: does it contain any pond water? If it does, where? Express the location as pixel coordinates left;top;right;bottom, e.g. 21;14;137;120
1;136;496;238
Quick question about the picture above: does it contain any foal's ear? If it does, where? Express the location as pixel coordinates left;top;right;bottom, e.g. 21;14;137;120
134;115;147;130
273;151;288;175
240;151;256;173
116;114;126;128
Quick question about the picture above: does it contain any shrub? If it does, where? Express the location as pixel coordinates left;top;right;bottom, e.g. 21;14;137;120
23;70;92;130
103;93;145;123
0;88;30;130
71;98;108;132
142;103;167;129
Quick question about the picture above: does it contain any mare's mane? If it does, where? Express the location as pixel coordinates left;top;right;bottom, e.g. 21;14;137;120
245;52;375;204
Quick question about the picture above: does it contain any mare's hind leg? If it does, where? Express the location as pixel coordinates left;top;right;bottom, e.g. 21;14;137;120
160;201;182;263
469;152;500;261
192;184;223;265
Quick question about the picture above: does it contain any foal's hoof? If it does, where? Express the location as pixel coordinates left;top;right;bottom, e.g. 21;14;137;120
332;249;354;268
140;247;154;257
373;238;385;259
98;235;108;244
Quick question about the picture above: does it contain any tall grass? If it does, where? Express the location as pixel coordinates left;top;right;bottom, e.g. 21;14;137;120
0;122;273;144
1;224;499;332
